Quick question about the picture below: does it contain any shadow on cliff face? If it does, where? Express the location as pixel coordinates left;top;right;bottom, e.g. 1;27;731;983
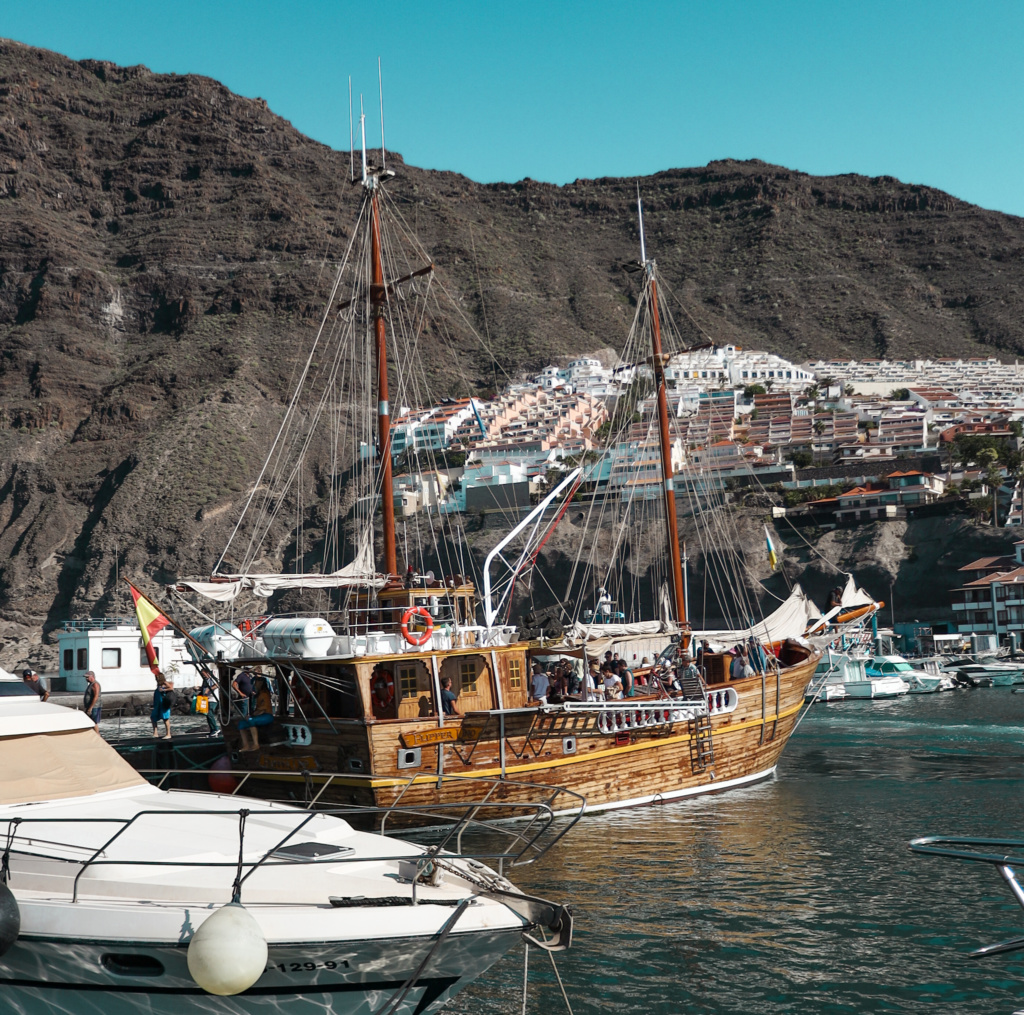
43;457;136;634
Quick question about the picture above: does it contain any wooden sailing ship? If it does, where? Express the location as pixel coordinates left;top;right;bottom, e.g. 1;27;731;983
170;106;820;817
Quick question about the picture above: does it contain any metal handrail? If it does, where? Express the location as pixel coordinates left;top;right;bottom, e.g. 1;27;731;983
5;796;579;905
137;768;587;844
909;835;1024;866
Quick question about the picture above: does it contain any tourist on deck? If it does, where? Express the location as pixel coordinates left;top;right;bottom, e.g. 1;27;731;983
151;675;174;740
530;662;549;704
679;652;700;688
550;665;569;699
602;665;623;700
440;675;459;716
232;668;255;719
617;659;635;697
238;676;274;751
740;647;756;678
585;659;601;700
199;669;219;736
22;669;48;701
730;646;746;681
83;670;101;730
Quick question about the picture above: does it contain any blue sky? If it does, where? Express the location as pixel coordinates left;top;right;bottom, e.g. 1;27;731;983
3;0;1023;215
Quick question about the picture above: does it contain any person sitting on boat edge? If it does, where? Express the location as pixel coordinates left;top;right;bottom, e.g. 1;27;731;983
440;675;459;716
151;674;174;740
83;670;101;731
22;668;49;701
238;676;274;751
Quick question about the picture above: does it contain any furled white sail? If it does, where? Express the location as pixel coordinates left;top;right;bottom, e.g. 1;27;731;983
694;584;819;645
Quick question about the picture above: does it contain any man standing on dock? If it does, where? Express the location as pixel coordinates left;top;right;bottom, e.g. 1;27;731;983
83;670;101;731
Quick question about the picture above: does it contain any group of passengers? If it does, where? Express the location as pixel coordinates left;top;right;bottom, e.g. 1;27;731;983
530;651;662;704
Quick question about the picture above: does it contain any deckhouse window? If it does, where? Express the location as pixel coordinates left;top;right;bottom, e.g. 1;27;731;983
102;648;121;669
508;658;522;689
77;648;87;669
398;666;418;700
460;661;478;693
63;649;73;672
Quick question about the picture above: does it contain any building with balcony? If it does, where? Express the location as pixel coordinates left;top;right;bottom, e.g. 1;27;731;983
949;540;1024;640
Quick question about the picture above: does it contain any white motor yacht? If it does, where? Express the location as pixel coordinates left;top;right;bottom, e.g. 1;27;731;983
811;653;908;700
0;685;572;1015
867;655;953;694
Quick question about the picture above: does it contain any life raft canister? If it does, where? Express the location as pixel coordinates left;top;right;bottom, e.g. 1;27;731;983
371;667;395;710
400;606;434;647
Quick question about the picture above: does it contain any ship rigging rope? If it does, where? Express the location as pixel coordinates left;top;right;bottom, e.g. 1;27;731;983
216;201;368;576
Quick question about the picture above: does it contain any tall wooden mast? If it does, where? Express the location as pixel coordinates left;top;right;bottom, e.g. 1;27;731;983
369;181;397;577
639;194;687;628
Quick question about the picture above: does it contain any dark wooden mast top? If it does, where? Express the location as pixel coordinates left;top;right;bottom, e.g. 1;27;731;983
369;179;397;577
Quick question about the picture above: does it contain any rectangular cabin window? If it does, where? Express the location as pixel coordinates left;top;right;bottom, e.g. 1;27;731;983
460;661;478;693
508;658;522;689
77;647;88;670
141;645;159;668
63;649;73;672
101;648;121;670
399;666;418;700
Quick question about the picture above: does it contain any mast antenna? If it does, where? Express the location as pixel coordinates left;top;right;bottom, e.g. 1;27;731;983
359;94;367;184
637;181;648;266
348;76;354;182
378;57;386;172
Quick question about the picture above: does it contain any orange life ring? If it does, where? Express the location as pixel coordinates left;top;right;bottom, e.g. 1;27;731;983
400;606;434;647
371;667;395;710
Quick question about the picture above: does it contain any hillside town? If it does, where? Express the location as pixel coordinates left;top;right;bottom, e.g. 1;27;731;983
381;346;1024;528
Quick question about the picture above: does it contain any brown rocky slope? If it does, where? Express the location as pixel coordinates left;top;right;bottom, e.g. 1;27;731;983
2;39;1024;667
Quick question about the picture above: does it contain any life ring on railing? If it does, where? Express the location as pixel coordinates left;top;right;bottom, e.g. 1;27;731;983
371;666;395;710
400;606;434;647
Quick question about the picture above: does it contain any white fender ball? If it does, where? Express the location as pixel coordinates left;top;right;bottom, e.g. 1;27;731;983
187;902;268;995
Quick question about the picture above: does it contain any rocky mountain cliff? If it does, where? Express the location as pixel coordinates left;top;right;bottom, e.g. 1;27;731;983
3;38;1024;668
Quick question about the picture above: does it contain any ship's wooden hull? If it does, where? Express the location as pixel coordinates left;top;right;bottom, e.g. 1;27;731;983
224;650;819;819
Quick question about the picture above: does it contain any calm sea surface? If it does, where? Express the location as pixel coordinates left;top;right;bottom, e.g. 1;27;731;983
452;690;1024;1015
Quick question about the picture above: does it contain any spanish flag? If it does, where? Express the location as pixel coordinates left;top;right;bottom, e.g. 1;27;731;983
765;525;778;571
127;580;172;674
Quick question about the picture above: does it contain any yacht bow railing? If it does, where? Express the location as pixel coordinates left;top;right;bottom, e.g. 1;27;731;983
4;785;585;907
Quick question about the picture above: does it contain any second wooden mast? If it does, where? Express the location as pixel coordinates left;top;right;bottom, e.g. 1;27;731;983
639;194;687;632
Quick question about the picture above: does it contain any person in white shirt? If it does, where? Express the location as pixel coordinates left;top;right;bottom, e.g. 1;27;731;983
585;660;601;701
602;665;623;700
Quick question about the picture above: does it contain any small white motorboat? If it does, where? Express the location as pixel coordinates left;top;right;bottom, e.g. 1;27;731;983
867;655;953;694
0;686;572;1014
810;653;908;700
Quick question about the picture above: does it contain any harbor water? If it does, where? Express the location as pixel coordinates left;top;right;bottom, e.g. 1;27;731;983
452;690;1024;1014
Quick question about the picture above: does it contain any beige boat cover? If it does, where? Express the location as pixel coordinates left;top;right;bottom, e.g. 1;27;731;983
0;729;147;805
